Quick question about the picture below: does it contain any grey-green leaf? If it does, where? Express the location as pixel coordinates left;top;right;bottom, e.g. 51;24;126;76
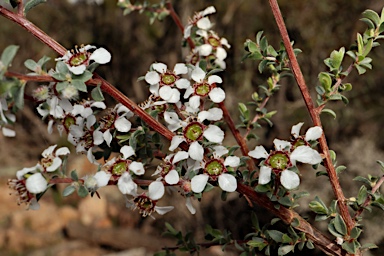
91;84;105;101
1;45;19;67
62;185;76;197
24;0;47;14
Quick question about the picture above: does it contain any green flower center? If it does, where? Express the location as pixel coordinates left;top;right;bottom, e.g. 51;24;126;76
184;122;204;141
63;115;76;131
134;195;155;217
205;159;224;177
292;138;307;150
268;151;290;171
112;161;128;175
69;52;88;67
195;83;211;96
208;36;220;48
161;73;177;86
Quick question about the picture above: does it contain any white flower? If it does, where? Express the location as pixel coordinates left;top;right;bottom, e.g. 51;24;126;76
184;6;216;38
56;45;111;75
41;144;70;172
144;63;190;104
185;67;226;105
191;149;239;193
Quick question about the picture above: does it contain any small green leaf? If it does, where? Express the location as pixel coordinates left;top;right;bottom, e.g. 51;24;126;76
56;81;69;92
321;108;336;119
251;212;260;232
267;230;284;243
24;59;38;72
318;72;332;91
363;39;373;57
306;240;314;249
247;41;258;53
357;185;368;205
77;185;89;197
330;47;345;71
361;243;378;250
360;18;375;29
56;61;69;74
278;245;294;255
62;185;76;197
357;33;364;55
291;218;300;227
342;240;358;254
14;81;25;110
333;214;347;236
1;45;19;68
362;9;381;27
72;80;87;92
24;0;47;14
260;36;268;52
350;227;362;239
91;84;105;101
71;170;79;181
271;218;281;225
355;64;367;75
309;196;329;215
247;237;267;250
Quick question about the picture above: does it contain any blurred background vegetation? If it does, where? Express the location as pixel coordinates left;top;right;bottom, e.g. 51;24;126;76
0;0;383;255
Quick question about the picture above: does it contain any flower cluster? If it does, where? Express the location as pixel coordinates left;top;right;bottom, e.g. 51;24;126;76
184;6;231;69
8;145;70;209
248;123;323;190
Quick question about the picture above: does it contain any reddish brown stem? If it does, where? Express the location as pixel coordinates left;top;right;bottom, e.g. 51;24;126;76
237;183;346;256
165;2;195;49
268;0;354;233
219;101;257;171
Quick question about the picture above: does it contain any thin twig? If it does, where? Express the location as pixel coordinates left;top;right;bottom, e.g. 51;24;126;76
268;0;354;233
354;175;384;219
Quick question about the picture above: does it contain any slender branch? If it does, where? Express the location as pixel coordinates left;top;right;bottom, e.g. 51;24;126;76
243;95;270;139
237;183;346;256
165;2;195;49
268;0;354;233
219;101;257;171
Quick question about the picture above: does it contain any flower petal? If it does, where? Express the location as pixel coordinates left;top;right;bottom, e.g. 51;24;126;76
191;174;209;193
191;67;206;83
290;145;322;165
115;117;132;132
120;145;135;159
155;205;174;215
273;139;291;151
169;136;185;151
305;126;323;141
203;125;224;144
55;147;70;156
26;173;47;194
93;171;111;187
148;181;165;200
173;63;188;75
291;122;304;138
46;157;62;172
218;173;237;192
2;127;15;137
145;71;160;85
185;197;196;214
248;146;268;159
103;129;112;147
213;145;228;158
129;161;145;175
259;166;272;184
89;47;111;64
189;95;201;109
188;141;204;161
280;170;300;190
173;151;189;164
197;17;212;30
208;75;222;85
165;170;180;185
198;44;213;56
175;78;190;89
208;87;225;103
159;86;180;103
118;172;137;195
152;63;167;73
224;156;240;167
